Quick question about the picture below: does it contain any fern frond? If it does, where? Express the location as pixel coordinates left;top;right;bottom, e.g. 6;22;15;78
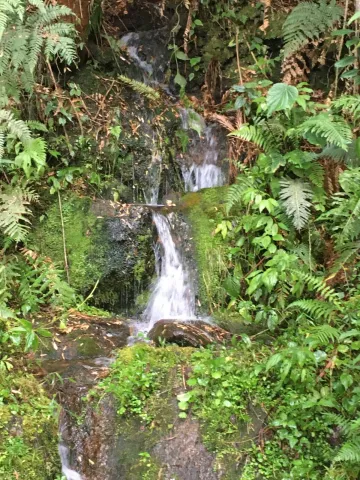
297;114;352;151
283;0;343;57
118;75;160;101
334;441;360;463
288;299;337;320
332;95;360;124
226;175;260;213
230;123;280;153
289;270;341;305
329;241;360;275
0;184;38;241
306;324;340;346
279;178;313;230
292;243;316;270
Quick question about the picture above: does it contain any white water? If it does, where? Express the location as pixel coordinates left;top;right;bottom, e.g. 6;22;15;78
181;110;225;192
59;443;82;480
143;113;226;330
120;32;154;78
144;213;195;329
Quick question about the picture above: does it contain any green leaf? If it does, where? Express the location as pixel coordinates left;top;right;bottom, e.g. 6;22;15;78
223;276;240;298
175;50;189;61
190;57;201;67
212;371;222;379
335;56;356;68
174;72;187;88
267;83;299;114
341;69;359;79
340;373;353;389
177;392;192;402
332;29;354;36
178;401;189;410
179;412;187;418
348;11;360;24
37;328;52;338
194;19;203;26
234;96;246;109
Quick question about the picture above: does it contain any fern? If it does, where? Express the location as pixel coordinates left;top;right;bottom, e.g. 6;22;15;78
305;325;340;346
332;95;360;125
334;441;360;463
0;0;77;106
118;75;160;101
0;184;38;241
329;241;360;275
226;174;262;213
292;243;316;270
230;122;280;153
297;114;352;151
283;0;343;57
279;178;313;230
290;270;341;305
288;299;337;321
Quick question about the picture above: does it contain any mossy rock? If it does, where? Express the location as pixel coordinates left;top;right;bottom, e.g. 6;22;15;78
30;195;154;311
181;187;228;312
0;372;60;479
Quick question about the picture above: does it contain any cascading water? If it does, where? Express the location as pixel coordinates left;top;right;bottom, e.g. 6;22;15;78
59;443;82;480
143;110;226;330
143;148;195;329
144;212;195;329
180;109;225;192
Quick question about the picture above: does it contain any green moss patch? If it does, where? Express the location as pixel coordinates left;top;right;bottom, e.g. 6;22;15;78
30;195;106;294
0;372;60;479
182;187;229;312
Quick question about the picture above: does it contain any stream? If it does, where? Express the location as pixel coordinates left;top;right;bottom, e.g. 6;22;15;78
46;27;226;480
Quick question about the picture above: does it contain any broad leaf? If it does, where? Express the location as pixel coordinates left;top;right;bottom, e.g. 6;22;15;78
267;83;299;114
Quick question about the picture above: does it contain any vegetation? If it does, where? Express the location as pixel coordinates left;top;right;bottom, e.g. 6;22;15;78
1;0;360;478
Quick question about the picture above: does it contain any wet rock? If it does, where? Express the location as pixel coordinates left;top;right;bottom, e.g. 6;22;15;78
153;417;222;480
148;320;234;347
41;315;130;363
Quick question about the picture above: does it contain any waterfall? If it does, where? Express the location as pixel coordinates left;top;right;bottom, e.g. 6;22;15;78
144;213;195;329
143;148;195;329
59;414;83;480
59;443;82;480
143;111;225;330
120;32;154;79
180;110;225;192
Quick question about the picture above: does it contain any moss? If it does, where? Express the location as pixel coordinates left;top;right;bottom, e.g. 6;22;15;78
30;194;106;294
0;372;60;479
182;187;229;312
30;194;154;311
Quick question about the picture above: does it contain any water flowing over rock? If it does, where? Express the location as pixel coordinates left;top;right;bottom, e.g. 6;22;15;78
144;212;196;329
120;28;170;84
59;442;83;480
180;109;227;192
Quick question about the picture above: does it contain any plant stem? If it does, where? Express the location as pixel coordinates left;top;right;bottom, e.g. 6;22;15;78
58;190;70;284
235;28;243;86
334;0;349;98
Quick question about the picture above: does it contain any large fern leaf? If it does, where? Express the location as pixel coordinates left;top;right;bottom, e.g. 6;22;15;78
0;184;38;241
279;178;313;230
283;0;343;57
297;114;352;151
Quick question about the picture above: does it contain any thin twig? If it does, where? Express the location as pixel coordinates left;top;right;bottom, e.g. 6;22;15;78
235;28;244;86
58;190;70;284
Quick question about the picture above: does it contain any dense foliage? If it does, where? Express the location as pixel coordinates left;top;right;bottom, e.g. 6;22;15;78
1;0;360;478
